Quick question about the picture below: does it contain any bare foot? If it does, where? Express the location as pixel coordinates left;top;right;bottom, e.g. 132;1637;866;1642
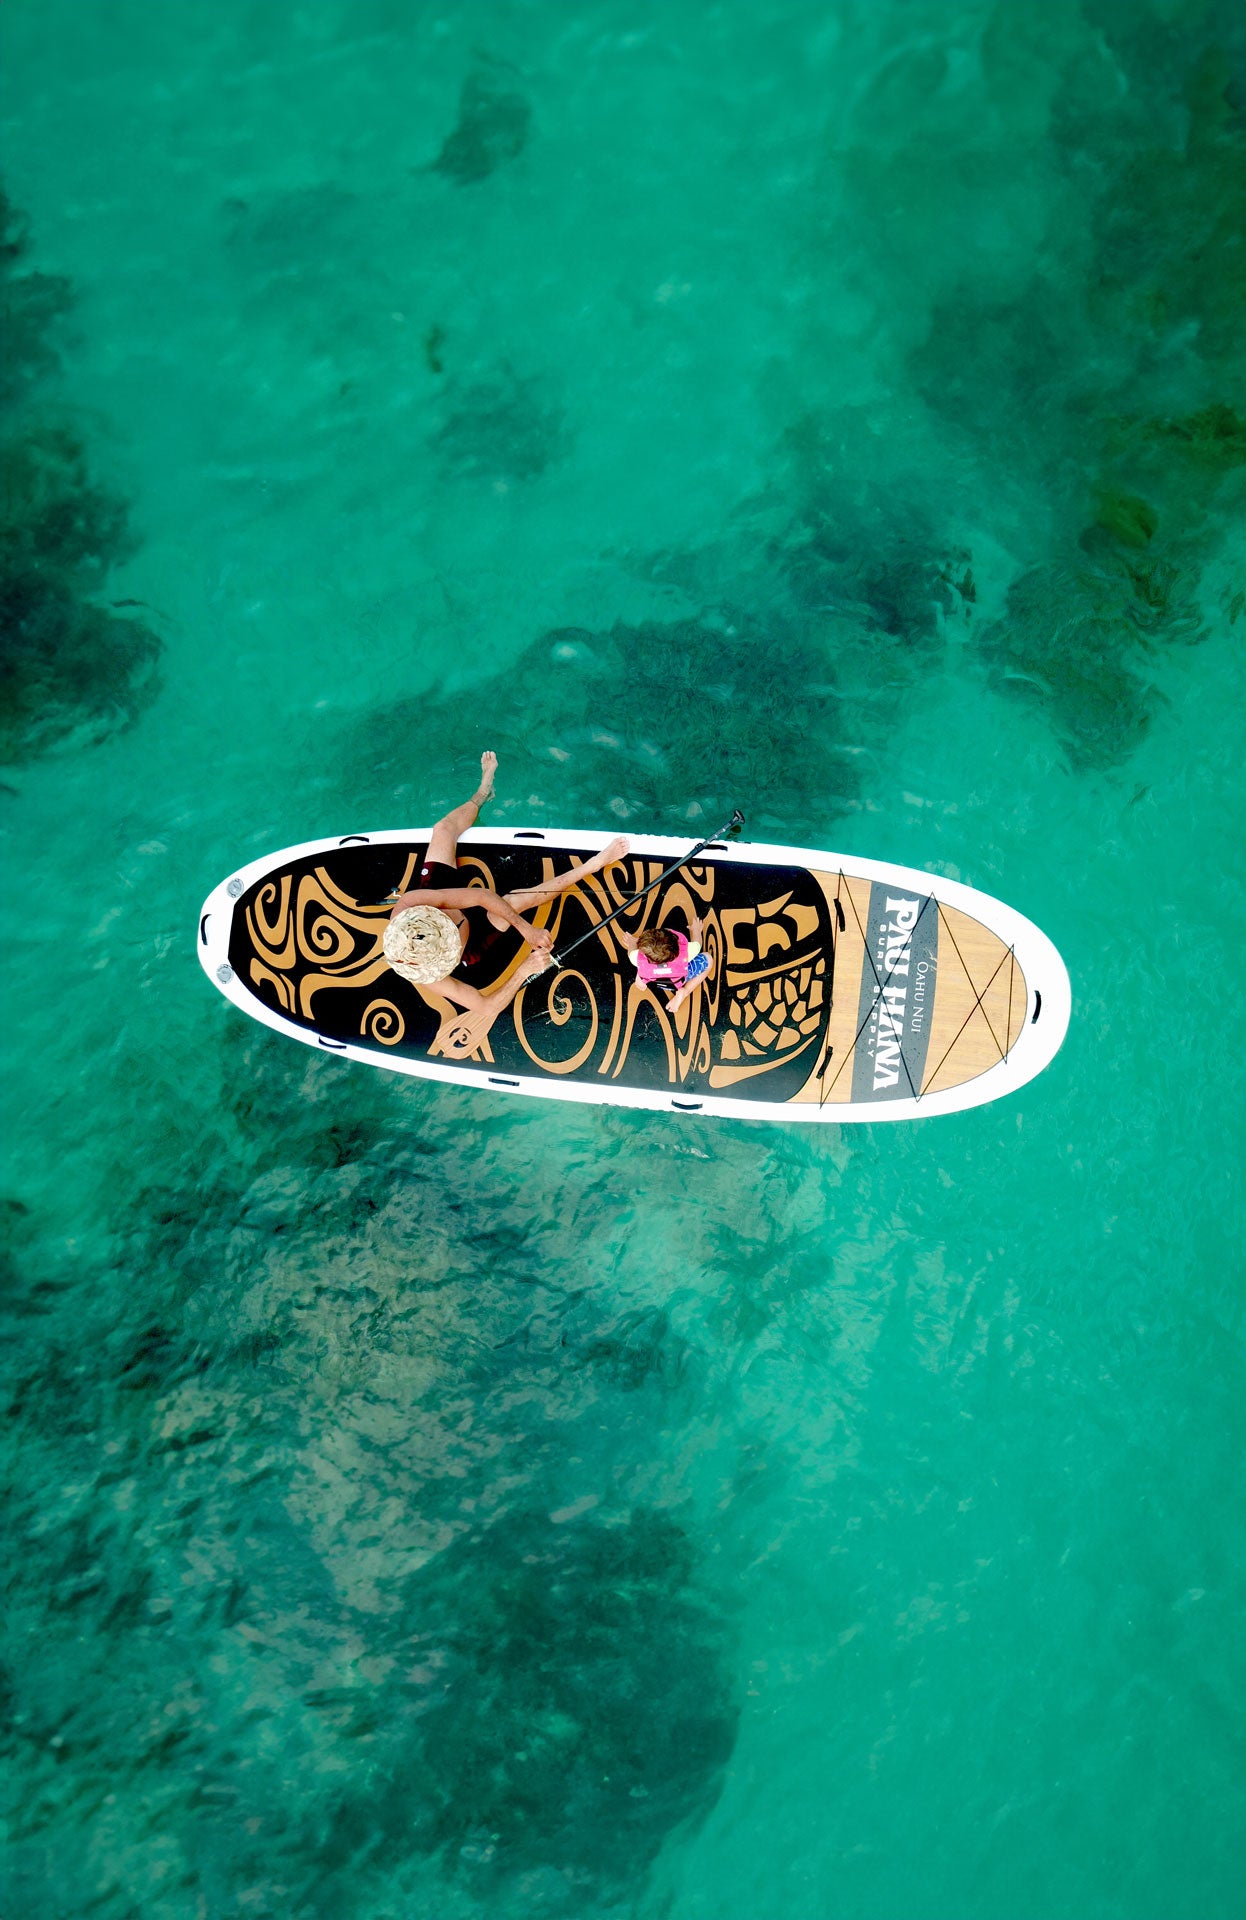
474;750;498;804
501;836;632;917
579;834;629;874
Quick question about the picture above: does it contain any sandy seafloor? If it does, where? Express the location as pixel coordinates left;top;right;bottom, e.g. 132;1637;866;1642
1;3;1244;1916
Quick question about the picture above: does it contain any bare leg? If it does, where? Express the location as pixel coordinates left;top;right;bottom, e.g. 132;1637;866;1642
426;751;498;866
496;835;630;920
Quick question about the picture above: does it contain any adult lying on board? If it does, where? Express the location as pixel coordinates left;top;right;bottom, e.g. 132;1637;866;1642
380;751;628;1049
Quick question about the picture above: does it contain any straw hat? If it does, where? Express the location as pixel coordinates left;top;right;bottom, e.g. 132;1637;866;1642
382;905;463;984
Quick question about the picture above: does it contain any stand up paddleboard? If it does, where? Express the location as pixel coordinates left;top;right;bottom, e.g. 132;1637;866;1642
197;828;1070;1123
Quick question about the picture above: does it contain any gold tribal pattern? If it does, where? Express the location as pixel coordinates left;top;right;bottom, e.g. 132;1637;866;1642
233;844;839;1103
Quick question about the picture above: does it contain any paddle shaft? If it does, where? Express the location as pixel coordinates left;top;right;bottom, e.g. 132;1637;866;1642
551;809;744;966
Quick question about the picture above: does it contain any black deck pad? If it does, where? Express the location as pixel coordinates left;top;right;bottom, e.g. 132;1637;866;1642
229;840;837;1103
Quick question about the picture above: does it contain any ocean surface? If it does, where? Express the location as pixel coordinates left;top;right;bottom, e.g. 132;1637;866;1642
2;3;1244;1916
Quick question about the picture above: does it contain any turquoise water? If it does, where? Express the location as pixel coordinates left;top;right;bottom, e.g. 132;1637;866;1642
2;2;1244;1915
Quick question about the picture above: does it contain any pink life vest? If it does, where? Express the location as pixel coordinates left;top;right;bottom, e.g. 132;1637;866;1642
636;930;690;987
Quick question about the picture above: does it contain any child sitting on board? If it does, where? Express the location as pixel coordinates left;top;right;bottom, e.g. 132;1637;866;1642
618;914;712;1015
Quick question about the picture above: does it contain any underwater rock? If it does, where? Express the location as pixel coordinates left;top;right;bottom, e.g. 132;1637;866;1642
433;63;531;185
973;436;1225;765
898;19;1245;769
431;367;567;482
2;1004;748;1915
0;190;162;763
572;1304;689;1391
0;187;72;407
1121;399;1244;478
1088;41;1246;372
113;1322;210;1396
341;602;858;831
0;1198;66;1324
219;1021;405;1181
0;561;161;762
909;281;1074;472
221;181;357;265
218;182;390;362
778;510;968;645
1;428;134;582
395;1506;736;1893
771;413;973;647
1093;488;1159;550
1136;402;1246;473
423;321;446;374
977;445;1212;769
977;558;1161;769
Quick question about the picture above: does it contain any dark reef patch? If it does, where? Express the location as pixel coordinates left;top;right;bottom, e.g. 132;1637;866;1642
903;22;1246;768
0;1195;33;1299
1084;40;1246;372
432;366;568;482
423;320;446;375
0;186;161;763
0;188;72;407
433;60;532;185
970;428;1229;767
393;1507;736;1896
2;1014;737;1916
770;412;972;648
0;435;162;761
909;280;1077;481
222;181;358;266
978;561;1163;771
337;424;984;831
343;603;857;832
1139;402;1246;470
571;1304;689;1391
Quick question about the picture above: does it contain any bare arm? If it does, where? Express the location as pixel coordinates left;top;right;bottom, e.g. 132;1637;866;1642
389;886;550;948
617;928;658;996
666;917;706;1014
425;975;488;1014
436;951;552;1056
425;947;551;1013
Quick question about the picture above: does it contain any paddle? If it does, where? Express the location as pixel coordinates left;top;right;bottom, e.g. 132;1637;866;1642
550;808;745;968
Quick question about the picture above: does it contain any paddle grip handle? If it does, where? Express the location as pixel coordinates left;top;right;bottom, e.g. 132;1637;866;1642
550;809;744;967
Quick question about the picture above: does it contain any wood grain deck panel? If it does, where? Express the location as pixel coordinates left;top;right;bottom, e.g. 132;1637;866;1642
921;902;1027;1094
